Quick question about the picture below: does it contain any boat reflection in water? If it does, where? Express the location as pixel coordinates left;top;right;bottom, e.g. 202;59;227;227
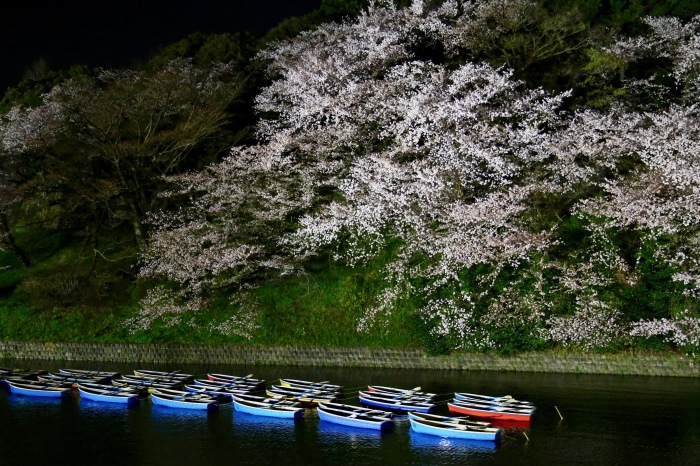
4;389;74;407
232;409;305;442
409;430;498;454
79;397;141;414
150;402;214;435
317;417;388;443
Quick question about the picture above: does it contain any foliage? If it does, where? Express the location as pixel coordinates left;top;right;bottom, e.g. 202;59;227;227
4;0;700;359
146;32;259;70
0;59;244;251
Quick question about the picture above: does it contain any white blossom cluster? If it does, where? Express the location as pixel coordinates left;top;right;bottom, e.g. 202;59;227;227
265;1;566;347
0;96;63;153
547;297;626;350
630;310;700;358
125;285;204;332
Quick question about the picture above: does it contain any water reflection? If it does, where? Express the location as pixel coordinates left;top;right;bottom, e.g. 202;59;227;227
232;409;304;438
409;429;498;453
2;360;700;465
79;397;142;412
4;389;75;407
316;418;388;444
150;402;215;431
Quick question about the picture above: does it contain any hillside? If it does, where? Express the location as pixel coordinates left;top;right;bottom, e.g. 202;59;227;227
2;0;700;358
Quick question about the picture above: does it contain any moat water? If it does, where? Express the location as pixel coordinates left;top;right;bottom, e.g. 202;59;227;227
1;359;699;465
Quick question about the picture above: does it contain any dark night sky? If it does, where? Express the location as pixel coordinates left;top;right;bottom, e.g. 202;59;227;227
2;0;322;92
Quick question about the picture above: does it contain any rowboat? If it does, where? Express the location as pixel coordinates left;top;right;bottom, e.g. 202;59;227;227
317;402;394;431
77;383;143;405
78;381;147;394
408;411;493;427
207;373;265;388
155;387;230;402
6;380;73;398
193;379;262;392
454;392;533;406
59;368;120;379
267;385;338;405
368;385;437;400
112;377;183;393
183;384;246;402
409;417;501;442
151;389;220;410
280;378;343;394
362;388;435;402
38;372;113;386
359;391;435;414
232;396;305;420
0;367;47;380
447;399;536;422
133;370;194;381
120;374;187;386
231;393;302;407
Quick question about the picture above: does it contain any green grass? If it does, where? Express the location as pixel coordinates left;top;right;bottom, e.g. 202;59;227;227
0;262;422;348
252;268;419;347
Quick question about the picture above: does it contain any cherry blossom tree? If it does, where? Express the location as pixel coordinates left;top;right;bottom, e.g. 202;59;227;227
140;2;700;356
140;0;572;342
545;14;700;353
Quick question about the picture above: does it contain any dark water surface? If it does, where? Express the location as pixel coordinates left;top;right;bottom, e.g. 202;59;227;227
1;359;699;465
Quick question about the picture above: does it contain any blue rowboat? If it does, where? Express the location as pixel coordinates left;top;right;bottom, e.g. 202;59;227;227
133;369;194;381
6;380;72;398
232;396;305;420
38;372;113;386
280;378;343;394
151;389;219;411
408;411;493;428
77;384;143;405
267;385;337;405
359;391;435;414
409;417;501;442
317;402;394;431
59;368;120;379
231;393;302;407
207;373;265;388
193;379;261;393
112;376;183;393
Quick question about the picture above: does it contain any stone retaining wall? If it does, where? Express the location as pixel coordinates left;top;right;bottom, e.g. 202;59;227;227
1;340;698;377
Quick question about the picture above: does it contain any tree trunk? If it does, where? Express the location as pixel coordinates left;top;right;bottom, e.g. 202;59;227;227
0;213;31;267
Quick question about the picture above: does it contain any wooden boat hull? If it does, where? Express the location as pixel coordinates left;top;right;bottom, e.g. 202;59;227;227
409;418;500;441
447;401;534;422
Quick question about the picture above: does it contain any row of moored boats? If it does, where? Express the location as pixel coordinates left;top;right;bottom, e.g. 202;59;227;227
0;367;536;443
